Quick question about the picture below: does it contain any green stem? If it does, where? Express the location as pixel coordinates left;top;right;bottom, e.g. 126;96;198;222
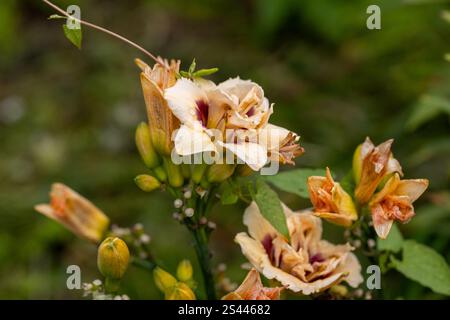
186;187;218;300
190;226;216;300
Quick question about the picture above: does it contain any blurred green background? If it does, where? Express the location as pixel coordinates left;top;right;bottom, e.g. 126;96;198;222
0;0;449;299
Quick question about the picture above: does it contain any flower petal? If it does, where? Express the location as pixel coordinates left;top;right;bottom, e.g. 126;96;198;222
173;125;216;156
220;141;268;171
164;78;207;126
394;179;429;202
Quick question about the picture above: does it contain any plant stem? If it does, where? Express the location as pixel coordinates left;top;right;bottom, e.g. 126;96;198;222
185;188;217;300
190;226;216;300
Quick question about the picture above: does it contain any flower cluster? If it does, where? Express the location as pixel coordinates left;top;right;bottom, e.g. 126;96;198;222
35;58;429;301
307;137;428;239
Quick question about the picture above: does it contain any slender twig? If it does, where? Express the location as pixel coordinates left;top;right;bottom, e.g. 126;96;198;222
42;0;168;68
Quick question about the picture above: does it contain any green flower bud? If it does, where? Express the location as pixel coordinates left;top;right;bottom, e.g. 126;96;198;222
152;166;168;182
163;157;184;188
135;174;161;192
97;237;130;280
153;267;177;293
176;260;193;282
192;163;208;184
235;164;254;177
165;282;196;300
352;143;363;184
206;164;235;183
181;164;191;179
135;122;160;169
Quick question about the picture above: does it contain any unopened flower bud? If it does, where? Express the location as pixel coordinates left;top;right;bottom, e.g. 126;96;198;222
235;164;254;177
174;199;183;208
135;122;160;169
163;158;184;188
206;164;235;183
165;282;196;300
183;190;192;199
176;260;193;282
153;267;177;293
135;174;161;192
181;164;191;179
97;237;130;280
152;166;167;182
184;208;194;217
192;163;208;184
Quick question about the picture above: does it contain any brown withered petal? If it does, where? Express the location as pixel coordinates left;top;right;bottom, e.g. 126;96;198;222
138;59;181;156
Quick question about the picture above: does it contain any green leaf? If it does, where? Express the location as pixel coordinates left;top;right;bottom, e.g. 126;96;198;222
251;179;289;238
406;95;450;131
377;223;403;253
179;70;190;78
220;181;238;205
188;58;196;74
62;24;82;49
392;240;450;296
263;168;326;198
193;68;219;77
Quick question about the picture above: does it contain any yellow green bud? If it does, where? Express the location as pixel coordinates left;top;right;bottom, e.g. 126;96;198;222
153;267;177;293
135;122;160;169
176;260;193;282
352;143;362;184
206;164;235;183
135;174;161;192
165;282;196;300
181;164;191;179
152;166;167;182
163;157;184;188
235;164;254;177
192;163;208;184
97;237;130;280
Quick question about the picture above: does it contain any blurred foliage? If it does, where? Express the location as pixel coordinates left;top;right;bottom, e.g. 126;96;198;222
0;0;449;299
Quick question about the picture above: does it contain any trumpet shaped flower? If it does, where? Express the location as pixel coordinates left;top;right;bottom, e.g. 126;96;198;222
307;168;357;227
35;183;109;243
235;202;363;295
369;173;428;239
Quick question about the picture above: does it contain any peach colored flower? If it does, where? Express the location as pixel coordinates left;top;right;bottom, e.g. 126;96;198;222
235;202;363;295
222;268;283;300
307;168;357;227
164;77;302;171
35;183;109;243
354;137;403;204
369;173;428;239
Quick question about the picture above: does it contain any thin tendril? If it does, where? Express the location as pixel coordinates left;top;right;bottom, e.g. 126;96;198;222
42;0;169;69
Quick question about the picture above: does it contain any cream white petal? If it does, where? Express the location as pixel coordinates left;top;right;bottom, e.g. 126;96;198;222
164;78;207;125
235;232;268;270
173;124;216;156
258;124;291;151
219;141;268;171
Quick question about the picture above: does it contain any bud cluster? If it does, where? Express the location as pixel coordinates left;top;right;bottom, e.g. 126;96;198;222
153;260;197;300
